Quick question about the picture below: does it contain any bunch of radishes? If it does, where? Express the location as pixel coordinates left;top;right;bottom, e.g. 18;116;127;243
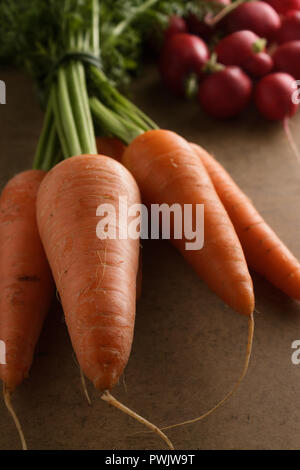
159;0;300;122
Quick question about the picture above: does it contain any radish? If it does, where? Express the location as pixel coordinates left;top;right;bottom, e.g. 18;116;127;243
255;72;300;162
263;0;300;14
273;41;300;80
216;31;266;65
215;30;273;77
198;65;252;118
186;13;215;40
255;73;298;120
225;1;281;40
276;10;300;44
243;52;273;78
165;15;187;40
159;33;210;96
186;1;231;39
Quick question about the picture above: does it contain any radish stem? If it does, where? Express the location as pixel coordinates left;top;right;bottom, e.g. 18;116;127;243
283;117;300;165
208;0;246;26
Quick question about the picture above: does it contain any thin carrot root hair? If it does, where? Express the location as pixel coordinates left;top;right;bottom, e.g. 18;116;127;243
71;352;92;405
101;391;174;450
162;312;255;431
80;368;92;406
122;373;128;394
2;383;27;450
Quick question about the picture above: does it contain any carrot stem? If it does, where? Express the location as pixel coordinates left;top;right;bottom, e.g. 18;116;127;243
52;84;71;158
90;96;143;144
57;67;82;157
3;384;27;451
33;99;53;170
103;0;160;47
91;0;100;57
89;67;158;131
40;120;59;171
67;61;96;154
162;312;255;430
101;391;174;450
76;62;97;152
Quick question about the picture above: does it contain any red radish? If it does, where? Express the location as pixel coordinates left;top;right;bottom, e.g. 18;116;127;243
255;72;298;120
255;72;300;163
243;52;273;78
165;15;187;40
225;1;281;40
215;30;273;77
186;1;231;38
277;10;300;44
273;41;300;79
147;15;187;55
263;0;300;14
216;31;265;65
186;14;214;40
159;33;210;96
198;65;252;119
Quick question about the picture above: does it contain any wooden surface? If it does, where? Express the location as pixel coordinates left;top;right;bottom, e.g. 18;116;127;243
1;67;300;450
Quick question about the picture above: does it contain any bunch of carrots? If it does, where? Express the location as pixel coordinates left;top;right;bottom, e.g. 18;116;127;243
1;0;300;450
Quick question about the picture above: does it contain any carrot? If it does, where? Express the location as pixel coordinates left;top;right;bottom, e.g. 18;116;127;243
122;129;255;429
36;154;173;449
37;155;139;390
122;129;255;317
96;137;144;302
96;136;126;163
192;143;300;300
0;170;54;449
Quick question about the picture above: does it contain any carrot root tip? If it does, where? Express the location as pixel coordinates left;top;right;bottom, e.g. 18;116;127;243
3;383;27;450
101;391;174;450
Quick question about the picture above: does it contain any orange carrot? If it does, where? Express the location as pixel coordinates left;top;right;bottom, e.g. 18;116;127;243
123;129;255;317
37;155;140;390
96;137;144;301
36;154;173;449
0;170;54;448
192;143;300;300
122;129;255;430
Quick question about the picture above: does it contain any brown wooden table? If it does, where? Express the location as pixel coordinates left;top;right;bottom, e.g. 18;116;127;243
1;66;300;450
